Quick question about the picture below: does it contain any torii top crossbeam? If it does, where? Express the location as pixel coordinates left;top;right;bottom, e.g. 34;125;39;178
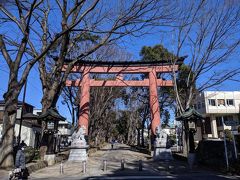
62;59;183;135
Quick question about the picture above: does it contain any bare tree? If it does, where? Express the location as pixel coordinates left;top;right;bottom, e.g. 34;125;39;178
31;0;177;157
36;0;177;115
168;0;240;155
0;0;47;168
0;0;175;166
61;87;79;126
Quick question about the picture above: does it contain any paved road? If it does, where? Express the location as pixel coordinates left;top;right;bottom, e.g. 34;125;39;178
1;143;239;179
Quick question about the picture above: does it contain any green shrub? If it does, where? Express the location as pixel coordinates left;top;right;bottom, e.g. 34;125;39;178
224;129;233;141
24;146;35;163
196;140;235;168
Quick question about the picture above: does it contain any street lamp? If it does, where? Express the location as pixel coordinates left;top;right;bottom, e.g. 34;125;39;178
176;108;203;153
176;108;204;169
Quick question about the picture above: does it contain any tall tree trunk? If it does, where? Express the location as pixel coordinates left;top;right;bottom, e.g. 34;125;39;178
141;120;145;147
148;129;152;152
137;128;140;146
0;76;21;168
0;111;17;168
0;95;18;168
39;82;62;160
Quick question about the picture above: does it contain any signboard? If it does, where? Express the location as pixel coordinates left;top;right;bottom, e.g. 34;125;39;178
224;120;239;126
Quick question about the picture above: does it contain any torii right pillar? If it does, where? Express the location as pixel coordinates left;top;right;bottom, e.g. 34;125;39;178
149;68;161;135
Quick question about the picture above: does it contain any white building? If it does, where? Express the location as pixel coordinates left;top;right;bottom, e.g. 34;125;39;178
0;101;42;147
58;120;72;137
194;91;240;139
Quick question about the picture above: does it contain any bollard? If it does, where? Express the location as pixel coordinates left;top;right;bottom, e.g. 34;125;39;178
121;159;124;170
138;160;143;171
83;161;86;174
103;160;107;171
60;161;64;174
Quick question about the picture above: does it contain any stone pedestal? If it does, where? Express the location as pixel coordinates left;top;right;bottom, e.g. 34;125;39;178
68;147;88;161
153;147;173;161
44;154;56;166
153;126;173;161
68;128;89;162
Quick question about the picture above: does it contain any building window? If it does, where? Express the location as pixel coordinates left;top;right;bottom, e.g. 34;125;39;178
224;115;233;121
208;99;216;106
202;102;205;108
226;99;234;106
216;116;223;127
216;116;234;126
217;99;225;106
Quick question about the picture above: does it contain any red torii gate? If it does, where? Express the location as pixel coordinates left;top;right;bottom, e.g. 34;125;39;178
62;60;182;135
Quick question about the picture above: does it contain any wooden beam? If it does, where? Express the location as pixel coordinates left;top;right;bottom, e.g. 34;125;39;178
65;79;173;87
62;65;178;74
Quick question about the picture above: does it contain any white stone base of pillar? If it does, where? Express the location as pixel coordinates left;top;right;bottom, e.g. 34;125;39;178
153;147;173;161
44;154;56;166
68;148;88;161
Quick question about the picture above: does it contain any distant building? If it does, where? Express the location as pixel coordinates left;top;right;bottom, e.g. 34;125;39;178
58;120;72;136
163;125;176;136
194;91;240;139
0;100;41;147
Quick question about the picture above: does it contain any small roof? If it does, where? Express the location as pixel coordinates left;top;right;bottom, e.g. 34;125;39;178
176;108;204;121
38;108;65;121
0;100;34;108
59;120;70;124
23;113;38;119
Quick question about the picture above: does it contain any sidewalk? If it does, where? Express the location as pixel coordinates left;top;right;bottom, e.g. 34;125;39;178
29;143;240;179
2;143;239;179
30;143;157;179
0;169;9;180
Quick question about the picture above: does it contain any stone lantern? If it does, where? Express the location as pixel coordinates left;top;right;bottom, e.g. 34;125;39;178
176;108;204;168
38;108;65;165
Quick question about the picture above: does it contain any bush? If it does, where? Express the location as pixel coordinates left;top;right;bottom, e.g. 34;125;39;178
24;146;35;163
224;129;233;141
196;139;235;168
229;160;240;175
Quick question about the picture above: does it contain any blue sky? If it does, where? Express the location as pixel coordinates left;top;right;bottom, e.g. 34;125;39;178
0;1;240;123
1;31;239;123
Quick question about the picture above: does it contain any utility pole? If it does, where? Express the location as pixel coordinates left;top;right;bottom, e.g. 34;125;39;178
17;80;27;146
221;116;229;171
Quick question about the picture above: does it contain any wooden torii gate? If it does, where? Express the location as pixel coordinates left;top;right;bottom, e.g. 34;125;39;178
62;60;182;135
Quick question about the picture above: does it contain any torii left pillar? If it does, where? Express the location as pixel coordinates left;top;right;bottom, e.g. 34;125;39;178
149;69;161;135
78;70;90;135
68;70;90;162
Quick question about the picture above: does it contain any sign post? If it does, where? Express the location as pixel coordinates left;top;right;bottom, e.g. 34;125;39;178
221;116;229;171
232;132;238;159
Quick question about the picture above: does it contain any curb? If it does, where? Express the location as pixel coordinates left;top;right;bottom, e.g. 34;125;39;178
26;161;48;174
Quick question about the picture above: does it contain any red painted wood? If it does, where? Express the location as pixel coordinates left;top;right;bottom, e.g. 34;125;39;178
149;69;161;135
64;64;177;136
78;71;90;135
65;79;173;87
62;65;178;73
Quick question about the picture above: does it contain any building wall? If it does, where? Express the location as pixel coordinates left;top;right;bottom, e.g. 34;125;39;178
0;120;38;147
0;104;40;147
58;127;71;136
15;124;34;147
194;91;240;140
